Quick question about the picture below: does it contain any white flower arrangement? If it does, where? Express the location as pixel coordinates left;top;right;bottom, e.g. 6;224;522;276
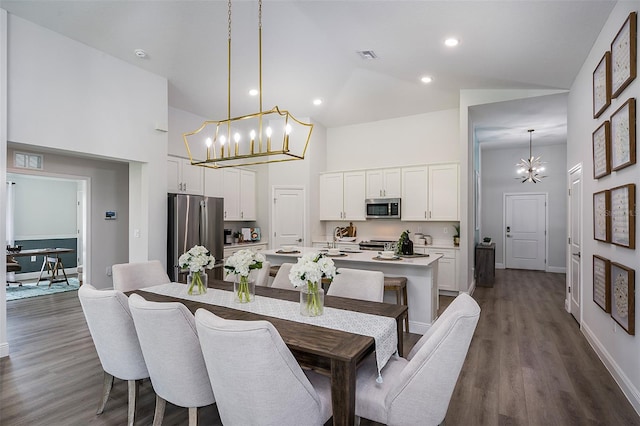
179;245;216;273
288;252;336;287
224;249;265;277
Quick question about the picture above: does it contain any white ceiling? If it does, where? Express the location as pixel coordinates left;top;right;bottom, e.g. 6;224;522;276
0;0;615;146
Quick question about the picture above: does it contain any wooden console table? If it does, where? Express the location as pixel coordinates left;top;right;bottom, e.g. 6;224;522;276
475;243;495;287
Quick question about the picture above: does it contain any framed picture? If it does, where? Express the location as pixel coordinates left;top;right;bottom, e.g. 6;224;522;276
592;121;611;179
610;98;636;171
611;12;637;98
610;261;635;335
593;51;611;118
593;190;611;242
610;183;636;249
593;255;611;313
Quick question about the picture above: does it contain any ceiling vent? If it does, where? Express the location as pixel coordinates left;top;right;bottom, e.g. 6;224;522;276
357;50;378;60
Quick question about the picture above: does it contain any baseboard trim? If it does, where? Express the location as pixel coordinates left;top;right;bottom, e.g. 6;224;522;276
14;268;77;282
409;320;430;335
0;341;9;358
582;323;640;417
495;263;505;269
547;266;566;273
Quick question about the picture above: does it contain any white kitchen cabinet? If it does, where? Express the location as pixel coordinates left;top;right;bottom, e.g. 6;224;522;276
401;166;428;220
366;168;401;198
222;168;256;221
422;247;457;291
167;156;204;195
204;168;223;198
428;163;459;221
319;171;366;221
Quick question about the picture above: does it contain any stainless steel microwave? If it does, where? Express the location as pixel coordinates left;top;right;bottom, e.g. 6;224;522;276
365;198;401;219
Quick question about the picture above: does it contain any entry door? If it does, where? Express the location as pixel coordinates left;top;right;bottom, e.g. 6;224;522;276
505;193;547;270
272;187;305;249
569;166;582;322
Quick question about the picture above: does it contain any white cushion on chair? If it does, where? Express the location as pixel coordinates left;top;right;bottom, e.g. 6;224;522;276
112;260;170;292
326;268;384;302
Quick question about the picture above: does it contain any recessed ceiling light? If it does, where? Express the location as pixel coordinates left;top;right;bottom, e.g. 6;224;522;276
444;38;459;47
134;49;147;58
249;89;259;96
357;50;378;60
420;76;433;84
313;98;323;106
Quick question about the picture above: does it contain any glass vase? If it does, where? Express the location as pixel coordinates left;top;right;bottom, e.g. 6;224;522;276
234;275;255;303
300;281;324;317
187;271;208;295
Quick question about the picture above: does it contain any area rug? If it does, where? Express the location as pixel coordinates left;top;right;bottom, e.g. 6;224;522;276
6;278;80;301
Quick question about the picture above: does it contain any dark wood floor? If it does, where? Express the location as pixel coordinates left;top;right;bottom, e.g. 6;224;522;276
1;269;639;425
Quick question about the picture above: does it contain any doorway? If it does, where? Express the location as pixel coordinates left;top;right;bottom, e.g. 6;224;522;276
271;186;306;249
568;165;582;322
504;193;547;270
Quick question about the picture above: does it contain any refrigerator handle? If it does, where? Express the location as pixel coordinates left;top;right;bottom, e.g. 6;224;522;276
200;200;208;248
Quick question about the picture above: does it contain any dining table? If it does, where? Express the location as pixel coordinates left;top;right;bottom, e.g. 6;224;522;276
133;279;407;426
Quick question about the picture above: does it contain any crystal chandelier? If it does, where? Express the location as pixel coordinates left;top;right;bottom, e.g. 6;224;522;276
516;129;546;183
183;0;313;169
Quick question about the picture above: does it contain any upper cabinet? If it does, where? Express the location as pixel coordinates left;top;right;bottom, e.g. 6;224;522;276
319;171;366;221
401;166;428;220
365;168;401;198
167;156;204;195
428;163;459;221
221;169;256;221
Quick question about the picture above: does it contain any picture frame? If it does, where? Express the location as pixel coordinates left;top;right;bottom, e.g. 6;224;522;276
610;98;636;171
593;255;611;313
593;190;611;242
611;12;637;99
592;121;611;179
610;183;636;249
593;51;611;118
610;261;635;335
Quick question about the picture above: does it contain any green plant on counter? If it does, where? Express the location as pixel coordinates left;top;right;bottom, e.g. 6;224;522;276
396;230;411;255
453;224;460;237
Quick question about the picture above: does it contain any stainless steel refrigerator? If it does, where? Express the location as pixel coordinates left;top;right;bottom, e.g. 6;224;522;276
167;194;224;282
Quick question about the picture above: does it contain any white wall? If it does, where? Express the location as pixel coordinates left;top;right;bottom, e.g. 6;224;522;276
567;1;640;413
481;144;567;271
1;8;9;357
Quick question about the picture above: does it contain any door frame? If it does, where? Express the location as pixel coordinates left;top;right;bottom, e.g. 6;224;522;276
271;185;307;249
567;163;582;320
502;192;549;271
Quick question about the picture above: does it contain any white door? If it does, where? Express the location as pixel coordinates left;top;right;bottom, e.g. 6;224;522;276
272;187;305;249
569;165;582;322
505;193;546;270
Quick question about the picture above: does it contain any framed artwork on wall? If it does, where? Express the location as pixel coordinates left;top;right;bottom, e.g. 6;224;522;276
610;98;636;171
610;261;635;335
610;183;636;249
611;11;637;98
593;51;611;118
592;121;611;179
593;255;611;313
593;189;611;242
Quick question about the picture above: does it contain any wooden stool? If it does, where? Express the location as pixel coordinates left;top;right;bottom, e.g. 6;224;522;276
384;276;409;332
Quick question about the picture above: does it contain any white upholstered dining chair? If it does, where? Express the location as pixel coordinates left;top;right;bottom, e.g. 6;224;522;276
326;268;385;302
195;308;333;425
269;262;297;290
128;294;215;426
351;293;480;426
78;284;149;426
112;260;171;292
223;260;271;287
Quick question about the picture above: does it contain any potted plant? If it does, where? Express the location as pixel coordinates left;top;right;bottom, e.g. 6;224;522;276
453;224;460;247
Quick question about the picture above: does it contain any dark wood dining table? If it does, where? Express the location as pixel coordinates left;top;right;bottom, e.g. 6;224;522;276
134;279;407;426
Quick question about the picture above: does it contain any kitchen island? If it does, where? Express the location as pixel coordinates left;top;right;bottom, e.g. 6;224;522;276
263;247;441;333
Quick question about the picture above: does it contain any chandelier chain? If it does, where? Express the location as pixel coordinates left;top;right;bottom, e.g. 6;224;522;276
227;0;232;40
259;0;262;29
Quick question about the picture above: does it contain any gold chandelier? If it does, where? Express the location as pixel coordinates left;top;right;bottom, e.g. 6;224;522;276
183;0;313;169
516;129;546;183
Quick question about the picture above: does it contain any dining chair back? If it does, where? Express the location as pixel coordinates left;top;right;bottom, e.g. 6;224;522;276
128;293;215;426
195;309;332;425
78;284;149;426
326;268;384;302
223;260;271;287
354;293;480;426
269;263;297;290
112;260;170;292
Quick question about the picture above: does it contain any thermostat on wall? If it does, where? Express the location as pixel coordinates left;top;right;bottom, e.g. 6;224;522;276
105;211;117;220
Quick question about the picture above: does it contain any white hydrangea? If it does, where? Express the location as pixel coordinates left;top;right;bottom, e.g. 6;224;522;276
178;245;216;272
289;252;336;288
225;249;265;277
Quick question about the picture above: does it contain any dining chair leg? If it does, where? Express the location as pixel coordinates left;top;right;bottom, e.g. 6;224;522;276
97;372;114;414
188;407;198;426
152;395;167;426
127;379;139;426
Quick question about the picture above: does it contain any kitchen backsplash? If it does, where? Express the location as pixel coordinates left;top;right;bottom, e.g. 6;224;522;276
322;220;459;245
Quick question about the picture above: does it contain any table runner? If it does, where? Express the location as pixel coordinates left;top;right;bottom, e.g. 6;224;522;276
141;282;398;380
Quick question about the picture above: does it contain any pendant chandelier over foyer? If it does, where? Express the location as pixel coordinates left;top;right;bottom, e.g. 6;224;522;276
183;0;313;169
516;129;546;183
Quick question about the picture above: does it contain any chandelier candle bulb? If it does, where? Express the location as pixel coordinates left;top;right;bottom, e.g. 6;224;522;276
220;135;226;158
234;132;240;156
249;130;256;154
266;126;272;152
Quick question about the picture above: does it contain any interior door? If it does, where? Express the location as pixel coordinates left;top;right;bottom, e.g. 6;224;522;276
569;165;582;322
505;193;546;270
272;187;305;249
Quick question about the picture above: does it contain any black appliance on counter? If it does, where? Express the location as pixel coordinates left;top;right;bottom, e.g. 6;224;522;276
358;239;397;251
167;194;224;281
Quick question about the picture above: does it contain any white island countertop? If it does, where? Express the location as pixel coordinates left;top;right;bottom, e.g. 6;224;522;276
263;247;441;268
